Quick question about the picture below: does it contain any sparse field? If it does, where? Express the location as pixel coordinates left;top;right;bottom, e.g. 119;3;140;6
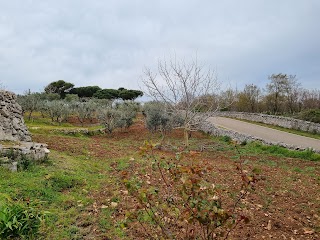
1;115;319;239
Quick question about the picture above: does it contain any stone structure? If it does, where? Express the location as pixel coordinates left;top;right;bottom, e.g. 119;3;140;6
198;120;320;153
0;90;49;171
214;111;320;134
196;112;320;153
0;90;32;141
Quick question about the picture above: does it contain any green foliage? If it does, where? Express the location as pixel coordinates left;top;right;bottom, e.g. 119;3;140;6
17;92;42;119
297;109;320;123
244;142;320;161
143;102;184;138
45;172;84;192
71;100;97;126
123;141;257;239
44;100;71;123
64;94;79;102
221;135;232;143
93;88;143;101
118;89;143;101
69;86;102;98
0;196;47;239
93;89;120;100
98;107;123;134
18;155;34;171
44;80;74;99
115;102;138;129
98;103;138;133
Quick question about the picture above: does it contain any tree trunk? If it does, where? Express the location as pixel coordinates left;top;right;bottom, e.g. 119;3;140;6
184;128;189;148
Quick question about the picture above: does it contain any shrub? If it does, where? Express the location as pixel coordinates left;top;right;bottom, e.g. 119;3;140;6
115;102;139;129
297;109;320;123
122;141;258;239
0;195;47;239
221;135;232;143
98;107;123;134
143;102;183;138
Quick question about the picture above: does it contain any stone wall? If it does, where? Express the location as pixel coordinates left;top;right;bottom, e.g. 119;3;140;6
197;120;320;153
0;90;32;142
214;111;320;134
0;90;49;171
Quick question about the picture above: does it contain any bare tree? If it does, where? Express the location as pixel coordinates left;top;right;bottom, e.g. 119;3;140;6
142;57;219;147
283;75;302;113
265;73;290;114
237;84;261;112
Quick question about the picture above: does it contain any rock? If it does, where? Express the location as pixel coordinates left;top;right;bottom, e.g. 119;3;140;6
0;90;49;170
0;90;32;142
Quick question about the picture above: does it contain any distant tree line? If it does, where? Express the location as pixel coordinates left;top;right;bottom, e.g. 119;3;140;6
216;74;319;114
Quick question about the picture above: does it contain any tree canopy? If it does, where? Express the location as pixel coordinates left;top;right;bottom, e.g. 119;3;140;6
69;86;101;98
44;80;74;99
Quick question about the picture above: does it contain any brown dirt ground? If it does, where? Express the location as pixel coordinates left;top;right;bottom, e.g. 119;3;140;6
32;117;320;239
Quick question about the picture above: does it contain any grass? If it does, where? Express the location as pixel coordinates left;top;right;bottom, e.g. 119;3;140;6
0;114;319;239
230;117;320;140
240;141;320;161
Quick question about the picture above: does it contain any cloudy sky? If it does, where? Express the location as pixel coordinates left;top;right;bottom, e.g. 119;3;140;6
0;0;319;94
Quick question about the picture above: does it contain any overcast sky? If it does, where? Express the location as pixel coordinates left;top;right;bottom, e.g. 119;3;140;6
0;0;319;94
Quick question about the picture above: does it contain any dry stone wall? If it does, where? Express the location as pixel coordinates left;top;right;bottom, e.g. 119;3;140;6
0;90;49;171
0;90;32;142
214;111;320;134
197;120;320;153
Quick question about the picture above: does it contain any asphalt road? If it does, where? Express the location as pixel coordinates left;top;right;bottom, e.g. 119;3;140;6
207;117;320;152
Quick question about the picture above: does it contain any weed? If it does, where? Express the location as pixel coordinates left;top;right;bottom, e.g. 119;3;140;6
0;195;48;239
45;172;84;192
221;135;232;143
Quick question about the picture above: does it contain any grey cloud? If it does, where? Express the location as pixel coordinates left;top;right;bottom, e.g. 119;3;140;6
0;0;319;93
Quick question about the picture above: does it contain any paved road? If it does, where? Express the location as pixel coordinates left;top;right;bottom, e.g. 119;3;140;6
207;117;320;152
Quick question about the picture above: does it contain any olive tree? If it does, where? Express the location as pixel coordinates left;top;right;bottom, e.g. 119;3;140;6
143;102;184;141
17;92;42;120
72;100;97;126
142;57;219;146
44;100;71;123
98;107;123;134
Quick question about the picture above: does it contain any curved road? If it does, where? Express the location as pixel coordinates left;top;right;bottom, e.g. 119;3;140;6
207;117;320;152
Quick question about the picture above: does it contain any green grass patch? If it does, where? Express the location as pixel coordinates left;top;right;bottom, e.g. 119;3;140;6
231;118;320;140
241;142;320;161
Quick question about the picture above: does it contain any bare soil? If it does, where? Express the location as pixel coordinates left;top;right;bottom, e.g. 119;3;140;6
32;117;320;239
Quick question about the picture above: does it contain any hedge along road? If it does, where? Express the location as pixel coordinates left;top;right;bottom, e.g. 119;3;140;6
207;117;320;152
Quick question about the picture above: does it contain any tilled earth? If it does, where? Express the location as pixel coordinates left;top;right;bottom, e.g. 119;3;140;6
33;119;320;239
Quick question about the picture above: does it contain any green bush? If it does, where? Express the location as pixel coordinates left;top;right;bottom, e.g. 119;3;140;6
297;109;320;123
0;196;47;239
221;135;232;143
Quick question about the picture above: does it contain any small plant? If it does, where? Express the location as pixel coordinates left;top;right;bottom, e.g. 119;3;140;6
122;141;258;239
221;135;232;143
45;172;84;192
18;155;34;171
0;195;48;239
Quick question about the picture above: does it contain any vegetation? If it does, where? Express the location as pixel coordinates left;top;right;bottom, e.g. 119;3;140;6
0;112;319;239
143;57;219;146
44;80;74;99
296;109;320;123
0;194;48;239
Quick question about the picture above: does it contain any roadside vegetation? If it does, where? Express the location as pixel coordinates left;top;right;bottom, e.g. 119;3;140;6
226;117;320;141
